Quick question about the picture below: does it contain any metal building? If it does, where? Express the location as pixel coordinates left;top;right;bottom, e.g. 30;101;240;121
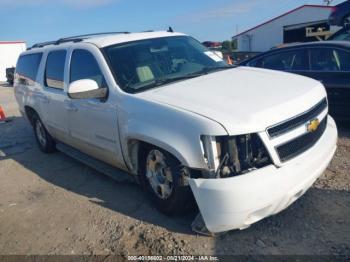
232;5;335;52
0;41;26;82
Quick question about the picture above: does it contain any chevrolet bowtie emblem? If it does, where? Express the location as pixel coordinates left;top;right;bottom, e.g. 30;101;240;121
307;119;320;133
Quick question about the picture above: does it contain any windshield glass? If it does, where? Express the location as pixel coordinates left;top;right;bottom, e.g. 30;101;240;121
104;36;229;93
329;29;350;41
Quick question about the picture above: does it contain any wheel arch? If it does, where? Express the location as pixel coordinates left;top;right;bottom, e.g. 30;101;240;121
125;137;189;176
24;105;39;125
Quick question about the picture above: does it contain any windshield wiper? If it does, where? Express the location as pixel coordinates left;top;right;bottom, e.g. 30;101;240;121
203;65;236;73
128;65;236;92
144;71;208;89
155;65;236;86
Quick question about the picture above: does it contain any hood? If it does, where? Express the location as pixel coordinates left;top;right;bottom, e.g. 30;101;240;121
138;67;327;135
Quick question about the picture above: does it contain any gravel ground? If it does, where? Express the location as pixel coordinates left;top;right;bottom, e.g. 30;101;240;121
0;84;349;257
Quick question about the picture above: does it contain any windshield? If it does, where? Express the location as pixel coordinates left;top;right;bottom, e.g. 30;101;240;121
104;36;229;93
329;28;350;41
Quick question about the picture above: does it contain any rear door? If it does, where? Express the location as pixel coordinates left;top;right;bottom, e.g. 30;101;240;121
40;49;70;143
306;47;350;119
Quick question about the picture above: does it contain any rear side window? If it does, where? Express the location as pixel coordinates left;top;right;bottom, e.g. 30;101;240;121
45;50;67;89
16;53;42;86
334;49;350;71
70;49;106;88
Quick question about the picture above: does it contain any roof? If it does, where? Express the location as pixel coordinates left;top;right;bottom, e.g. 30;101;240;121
0;41;26;45
84;31;186;48
232;5;334;39
240;40;350;65
27;31;187;51
275;40;350;49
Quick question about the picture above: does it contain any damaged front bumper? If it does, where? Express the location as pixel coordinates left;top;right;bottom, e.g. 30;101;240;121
189;116;338;234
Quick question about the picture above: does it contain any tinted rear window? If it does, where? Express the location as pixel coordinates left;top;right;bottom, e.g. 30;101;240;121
16;53;42;85
45;50;67;89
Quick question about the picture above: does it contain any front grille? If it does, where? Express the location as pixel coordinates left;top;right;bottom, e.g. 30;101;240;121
268;98;328;138
276;117;327;162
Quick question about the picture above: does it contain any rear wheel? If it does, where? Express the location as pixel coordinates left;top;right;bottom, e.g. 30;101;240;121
32;114;56;153
141;147;193;215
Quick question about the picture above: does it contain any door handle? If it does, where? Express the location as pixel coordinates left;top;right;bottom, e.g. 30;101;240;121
64;103;78;112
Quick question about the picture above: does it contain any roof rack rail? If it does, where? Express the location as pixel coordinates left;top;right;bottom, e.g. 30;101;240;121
27;40;57;50
56;31;130;44
29;31;130;49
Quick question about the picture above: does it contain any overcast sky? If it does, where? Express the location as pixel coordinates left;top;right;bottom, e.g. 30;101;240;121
0;0;346;46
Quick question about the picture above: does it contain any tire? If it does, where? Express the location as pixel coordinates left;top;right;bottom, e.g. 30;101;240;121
32;114;56;153
140;146;194;215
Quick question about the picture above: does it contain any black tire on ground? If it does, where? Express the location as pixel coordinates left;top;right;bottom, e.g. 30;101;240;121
32;114;56;153
140;146;194;215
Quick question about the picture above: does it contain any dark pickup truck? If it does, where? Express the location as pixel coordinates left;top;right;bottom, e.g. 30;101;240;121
6;67;15;86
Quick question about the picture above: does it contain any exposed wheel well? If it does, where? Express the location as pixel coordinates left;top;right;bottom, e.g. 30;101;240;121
24;106;38;126
127;139;182;175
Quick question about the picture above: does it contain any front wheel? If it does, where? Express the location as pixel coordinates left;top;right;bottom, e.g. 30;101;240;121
32;114;56;153
141;147;193;215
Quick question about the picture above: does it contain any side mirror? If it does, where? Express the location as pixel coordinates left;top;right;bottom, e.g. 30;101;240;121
68;79;107;100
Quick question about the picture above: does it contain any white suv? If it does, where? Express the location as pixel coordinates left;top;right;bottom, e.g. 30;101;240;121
14;31;337;234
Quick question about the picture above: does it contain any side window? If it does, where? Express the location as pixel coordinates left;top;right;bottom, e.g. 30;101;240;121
15;53;42;86
247;58;263;67
45;50;67;89
310;48;340;72
334;49;350;71
70;49;106;88
261;50;308;71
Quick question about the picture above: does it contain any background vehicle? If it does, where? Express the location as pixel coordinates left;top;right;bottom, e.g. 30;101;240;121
202;41;222;49
329;0;350;27
6;67;15;85
240;41;350;120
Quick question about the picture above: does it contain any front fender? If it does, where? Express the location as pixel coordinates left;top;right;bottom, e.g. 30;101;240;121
118;95;228;171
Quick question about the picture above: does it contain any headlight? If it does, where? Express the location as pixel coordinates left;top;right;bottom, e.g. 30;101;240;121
200;135;220;171
201;134;272;178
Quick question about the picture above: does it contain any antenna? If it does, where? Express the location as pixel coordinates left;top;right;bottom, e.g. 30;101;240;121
323;0;334;6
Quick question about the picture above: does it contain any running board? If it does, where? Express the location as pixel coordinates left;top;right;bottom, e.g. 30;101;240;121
56;143;134;183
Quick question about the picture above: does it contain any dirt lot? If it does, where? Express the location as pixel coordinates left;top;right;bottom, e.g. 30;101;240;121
0;84;349;257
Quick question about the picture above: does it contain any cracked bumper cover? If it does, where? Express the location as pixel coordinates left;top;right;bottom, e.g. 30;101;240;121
189;116;338;233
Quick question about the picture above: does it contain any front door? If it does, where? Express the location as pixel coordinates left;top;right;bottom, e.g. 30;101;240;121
65;48;124;167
